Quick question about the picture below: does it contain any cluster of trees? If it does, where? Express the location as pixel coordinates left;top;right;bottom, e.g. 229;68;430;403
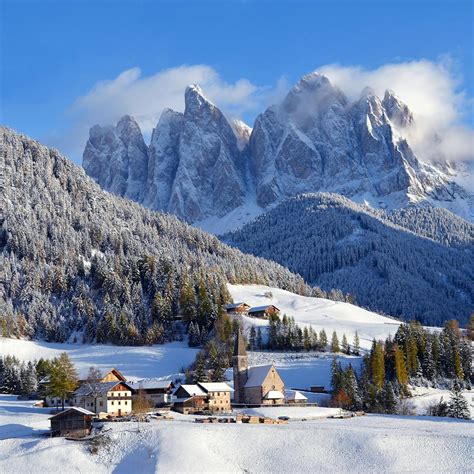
1;128;323;345
0;352;79;409
330;320;472;419
0;355;38;396
226;193;474;325
247;315;360;355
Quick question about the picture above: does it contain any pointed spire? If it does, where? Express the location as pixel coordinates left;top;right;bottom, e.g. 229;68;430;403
234;329;247;357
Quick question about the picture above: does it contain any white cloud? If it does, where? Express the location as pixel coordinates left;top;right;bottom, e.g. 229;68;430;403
60;64;264;161
317;59;474;162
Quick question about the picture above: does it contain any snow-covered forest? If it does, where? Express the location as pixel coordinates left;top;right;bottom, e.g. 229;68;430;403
224;193;474;325
1;128;324;344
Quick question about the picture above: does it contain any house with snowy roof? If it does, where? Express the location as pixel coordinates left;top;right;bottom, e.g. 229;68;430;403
173;382;233;414
73;380;134;416
127;379;175;407
225;302;251;315
233;330;285;405
247;304;280;319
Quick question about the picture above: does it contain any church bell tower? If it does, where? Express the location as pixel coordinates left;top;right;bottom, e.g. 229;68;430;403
233;329;248;404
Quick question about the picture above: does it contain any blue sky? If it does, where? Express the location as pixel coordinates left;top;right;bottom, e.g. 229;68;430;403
1;0;473;162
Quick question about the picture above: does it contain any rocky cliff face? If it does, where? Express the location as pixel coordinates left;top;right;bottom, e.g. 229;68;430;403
249;73;457;209
83;73;472;227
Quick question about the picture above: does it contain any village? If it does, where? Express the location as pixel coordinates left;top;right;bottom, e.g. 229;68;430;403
46;325;330;439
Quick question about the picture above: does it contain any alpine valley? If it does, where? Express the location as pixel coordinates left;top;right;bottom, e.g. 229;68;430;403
81;72;474;326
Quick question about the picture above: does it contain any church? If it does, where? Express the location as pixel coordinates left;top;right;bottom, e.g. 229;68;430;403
233;330;286;405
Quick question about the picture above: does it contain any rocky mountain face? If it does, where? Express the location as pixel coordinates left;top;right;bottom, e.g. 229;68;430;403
82;73;472;227
84;85;247;223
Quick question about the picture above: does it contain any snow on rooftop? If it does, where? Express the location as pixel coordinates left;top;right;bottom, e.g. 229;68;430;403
287;390;308;401
50;406;95;418
128;378;174;390
263;390;285;400
248;305;278;313
244;364;274;388
178;384;206;397
198;382;233;392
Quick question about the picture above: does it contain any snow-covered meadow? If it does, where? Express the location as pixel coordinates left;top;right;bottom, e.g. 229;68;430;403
228;283;402;349
1;395;472;473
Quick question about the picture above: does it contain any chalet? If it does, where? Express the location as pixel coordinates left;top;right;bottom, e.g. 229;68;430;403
73;381;134;416
197;382;232;412
225;302;251;315
128;379;175;407
247;305;280;319
233;330;285;405
287;390;308;404
49;407;94;438
100;368;127;383
173;384;208;414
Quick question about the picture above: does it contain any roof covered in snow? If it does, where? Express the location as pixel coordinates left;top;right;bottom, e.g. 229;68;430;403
225;302;249;309
128;378;174;390
287;390;308;401
49;406;95;419
248;305;280;313
263;390;285;400
198;382;233;393
176;384;206;397
73;381;132;396
244;364;274;388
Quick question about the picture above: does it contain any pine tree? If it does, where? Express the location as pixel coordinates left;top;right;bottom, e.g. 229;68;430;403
353;331;360;356
331;331;340;353
256;327;263;349
467;313;474;341
382;382;397;414
341;334;349;354
193;352;208;383
249;326;256;350
319;329;328;351
406;336;418;376
447;380;470;420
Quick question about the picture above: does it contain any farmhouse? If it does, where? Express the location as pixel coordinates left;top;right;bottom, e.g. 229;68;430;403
127;379;175;407
287;390;308;404
49;407;94;438
173;384;208;414
233;330;285;405
173;382;233;414
198;382;232;412
225;302;251;315
248;304;280;319
73;381;134;416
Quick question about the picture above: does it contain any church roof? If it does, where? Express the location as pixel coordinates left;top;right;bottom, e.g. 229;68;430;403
198;382;233;393
244;364;274;388
234;329;247;357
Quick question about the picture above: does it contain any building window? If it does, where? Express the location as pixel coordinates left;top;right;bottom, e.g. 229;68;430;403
111;401;114;405
99;401;103;407
118;401;121;405
125;401;128;405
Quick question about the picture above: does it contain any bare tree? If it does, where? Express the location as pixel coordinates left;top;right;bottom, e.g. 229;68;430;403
84;366;103;414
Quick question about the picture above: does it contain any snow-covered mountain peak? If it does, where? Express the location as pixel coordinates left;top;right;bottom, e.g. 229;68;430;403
382;89;414;128
231;119;252;150
184;84;216;116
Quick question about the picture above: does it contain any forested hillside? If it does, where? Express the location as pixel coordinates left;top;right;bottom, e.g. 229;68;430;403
0;127;317;344
224;193;474;325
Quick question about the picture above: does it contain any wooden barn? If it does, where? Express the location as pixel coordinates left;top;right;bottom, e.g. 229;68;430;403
248;304;280;319
173;384;208;414
49;407;94;438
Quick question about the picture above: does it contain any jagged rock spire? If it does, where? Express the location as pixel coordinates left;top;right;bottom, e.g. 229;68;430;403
234;329;247;357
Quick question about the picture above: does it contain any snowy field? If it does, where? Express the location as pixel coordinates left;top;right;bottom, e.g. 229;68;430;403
0;338;198;381
1;395;472;473
228;284;402;349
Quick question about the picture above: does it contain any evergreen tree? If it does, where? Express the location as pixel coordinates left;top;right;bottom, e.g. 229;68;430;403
193;352;208;383
319;329;328;351
341;334;350;354
447;380;470;420
249;326;257;350
467;313;474;341
353;331;360;356
381;382;397;414
393;344;408;388
331;331;340;353
256;327;263;349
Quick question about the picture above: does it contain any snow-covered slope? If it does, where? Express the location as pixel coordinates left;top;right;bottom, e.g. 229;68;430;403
228;284;401;349
224;194;474;325
1;394;472;473
0;338;197;380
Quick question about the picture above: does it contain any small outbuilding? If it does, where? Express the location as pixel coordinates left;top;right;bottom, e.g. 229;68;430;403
287;390;308;404
49;407;94;438
225;303;251;315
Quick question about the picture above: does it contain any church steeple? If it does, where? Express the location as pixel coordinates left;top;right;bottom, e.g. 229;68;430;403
233;329;248;404
234;328;247;357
